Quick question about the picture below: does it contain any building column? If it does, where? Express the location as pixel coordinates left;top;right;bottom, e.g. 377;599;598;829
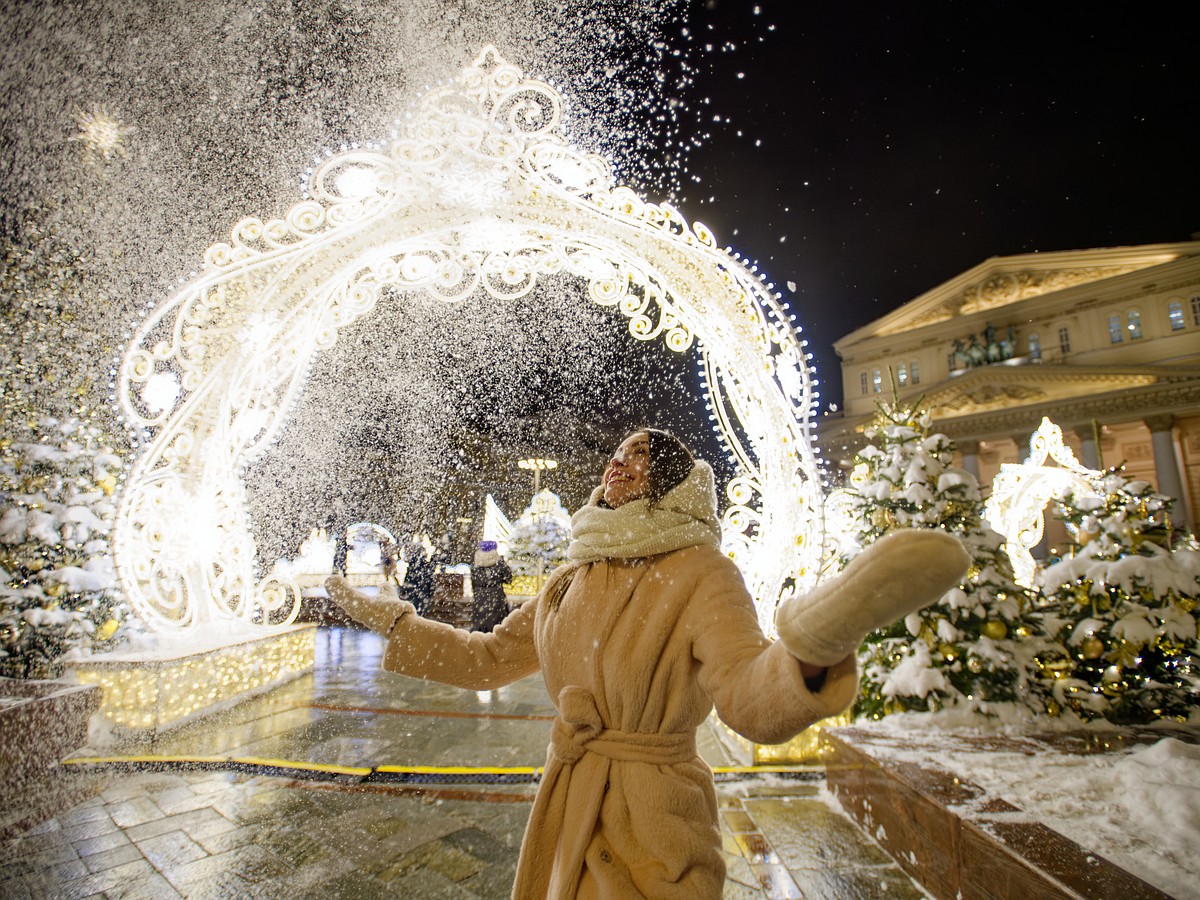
1072;424;1101;470
1144;414;1186;504
958;439;981;481
1011;432;1030;463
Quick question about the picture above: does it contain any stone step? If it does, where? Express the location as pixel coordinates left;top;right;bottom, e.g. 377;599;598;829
823;727;1172;900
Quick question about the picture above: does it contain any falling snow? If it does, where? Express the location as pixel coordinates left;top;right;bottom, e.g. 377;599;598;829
0;0;746;572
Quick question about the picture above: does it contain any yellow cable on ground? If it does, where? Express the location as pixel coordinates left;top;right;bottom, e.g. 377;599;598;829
61;755;373;777
231;756;373;777
63;755;228;766
61;756;816;778
376;765;543;775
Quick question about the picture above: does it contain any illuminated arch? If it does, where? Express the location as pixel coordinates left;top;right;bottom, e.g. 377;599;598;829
114;47;823;632
984;417;1102;587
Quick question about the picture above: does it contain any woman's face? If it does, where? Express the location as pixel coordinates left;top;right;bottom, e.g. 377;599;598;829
602;432;651;508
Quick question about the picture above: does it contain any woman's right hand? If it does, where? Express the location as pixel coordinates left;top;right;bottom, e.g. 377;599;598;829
326;574;415;635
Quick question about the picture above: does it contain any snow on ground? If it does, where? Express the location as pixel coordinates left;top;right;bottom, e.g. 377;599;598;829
855;712;1200;899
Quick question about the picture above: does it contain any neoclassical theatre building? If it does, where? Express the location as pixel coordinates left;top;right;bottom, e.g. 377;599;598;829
818;238;1200;532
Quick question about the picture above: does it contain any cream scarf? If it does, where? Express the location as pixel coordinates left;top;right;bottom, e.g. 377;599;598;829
567;460;722;563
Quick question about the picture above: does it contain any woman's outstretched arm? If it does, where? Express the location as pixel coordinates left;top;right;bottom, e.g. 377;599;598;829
688;556;860;745
326;576;540;691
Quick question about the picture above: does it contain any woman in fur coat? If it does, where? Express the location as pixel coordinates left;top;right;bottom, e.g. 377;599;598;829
326;429;968;898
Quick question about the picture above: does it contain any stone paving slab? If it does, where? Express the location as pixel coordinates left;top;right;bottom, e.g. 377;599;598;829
0;769;922;899
0;628;923;898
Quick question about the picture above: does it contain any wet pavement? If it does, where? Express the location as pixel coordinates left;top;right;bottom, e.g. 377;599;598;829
0;627;926;899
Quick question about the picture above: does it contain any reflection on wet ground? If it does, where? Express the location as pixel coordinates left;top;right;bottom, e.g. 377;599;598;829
0;628;922;898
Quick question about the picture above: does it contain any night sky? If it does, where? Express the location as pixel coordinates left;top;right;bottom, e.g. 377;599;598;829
669;0;1198;412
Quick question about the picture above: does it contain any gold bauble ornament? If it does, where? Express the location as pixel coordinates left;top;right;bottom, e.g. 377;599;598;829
1081;637;1105;660
1113;641;1142;667
1014;625;1032;639
966;656;984;673
1039;654;1071;676
981;620;1008;640
938;642;958;662
1046;699;1061;716
95;618;119;641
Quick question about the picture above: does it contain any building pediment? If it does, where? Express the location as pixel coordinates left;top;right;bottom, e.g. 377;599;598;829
920;364;1175;418
837;241;1199;346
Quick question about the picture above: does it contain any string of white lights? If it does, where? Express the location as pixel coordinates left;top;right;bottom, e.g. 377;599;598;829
114;46;825;631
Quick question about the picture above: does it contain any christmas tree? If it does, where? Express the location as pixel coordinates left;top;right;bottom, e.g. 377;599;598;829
840;396;1044;719
0;416;134;678
506;515;571;581
1034;471;1200;724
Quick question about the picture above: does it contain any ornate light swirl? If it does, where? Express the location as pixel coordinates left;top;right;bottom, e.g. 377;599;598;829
114;45;823;634
984;417;1103;587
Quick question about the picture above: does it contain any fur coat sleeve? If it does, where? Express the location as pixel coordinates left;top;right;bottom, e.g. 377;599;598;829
382;589;541;690
688;554;859;744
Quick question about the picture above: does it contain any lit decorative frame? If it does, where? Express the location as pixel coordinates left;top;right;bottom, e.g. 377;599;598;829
114;47;823;633
984;417;1101;587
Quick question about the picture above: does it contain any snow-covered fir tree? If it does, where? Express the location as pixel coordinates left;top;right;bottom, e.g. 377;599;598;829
506;516;571;581
1034;471;1200;724
840;397;1044;719
0;416;133;678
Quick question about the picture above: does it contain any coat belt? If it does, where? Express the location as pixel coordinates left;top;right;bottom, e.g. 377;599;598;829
549;685;696;766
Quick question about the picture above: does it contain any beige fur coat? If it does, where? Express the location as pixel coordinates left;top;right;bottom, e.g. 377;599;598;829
375;545;858;898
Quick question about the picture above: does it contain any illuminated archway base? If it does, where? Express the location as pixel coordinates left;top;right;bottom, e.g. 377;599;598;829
115;47;824;634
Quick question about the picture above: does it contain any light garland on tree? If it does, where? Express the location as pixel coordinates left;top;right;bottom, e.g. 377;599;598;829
836;396;1045;719
1033;472;1200;723
113;46;824;634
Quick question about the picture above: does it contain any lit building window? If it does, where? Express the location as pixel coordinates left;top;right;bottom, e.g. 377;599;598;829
1192;295;1200;326
1108;314;1123;344
860;371;869;395
1169;301;1185;331
897;364;907;386
1028;333;1041;360
911;361;920;384
872;369;882;393
1058;326;1071;355
1127;310;1142;340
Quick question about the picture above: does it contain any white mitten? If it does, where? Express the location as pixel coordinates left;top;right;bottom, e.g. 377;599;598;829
776;529;970;667
325;574;415;635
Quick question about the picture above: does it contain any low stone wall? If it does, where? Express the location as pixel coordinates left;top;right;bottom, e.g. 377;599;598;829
823;727;1170;900
0;678;105;837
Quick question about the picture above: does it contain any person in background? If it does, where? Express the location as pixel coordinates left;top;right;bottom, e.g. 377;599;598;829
402;543;434;615
470;540;513;633
431;534;452;572
327;516;347;577
326;428;969;898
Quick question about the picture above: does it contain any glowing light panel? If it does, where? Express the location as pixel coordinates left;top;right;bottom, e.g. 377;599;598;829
984;417;1103;587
